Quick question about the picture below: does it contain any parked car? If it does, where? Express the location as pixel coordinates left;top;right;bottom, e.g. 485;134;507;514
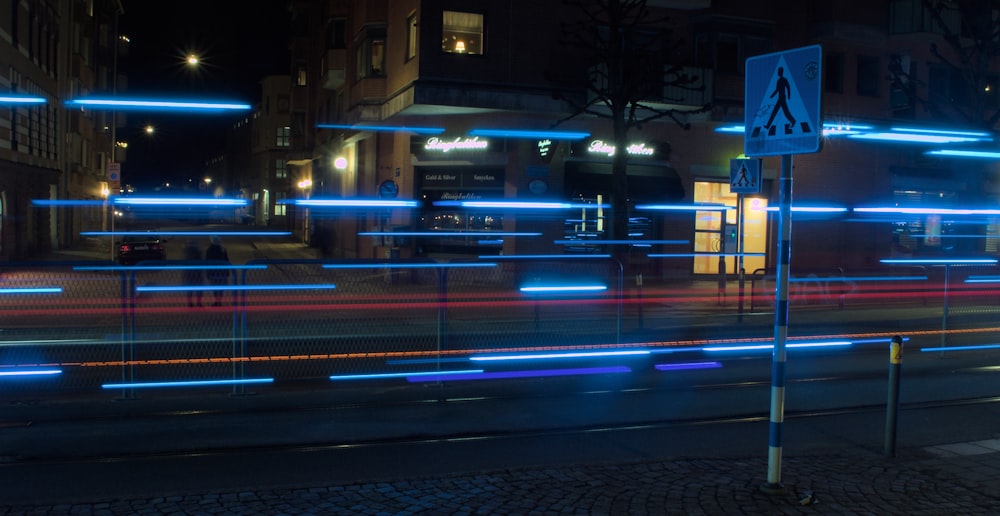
116;236;166;265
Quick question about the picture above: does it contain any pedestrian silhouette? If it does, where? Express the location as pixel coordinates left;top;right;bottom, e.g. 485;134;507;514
182;239;204;307
204;236;230;306
766;67;796;133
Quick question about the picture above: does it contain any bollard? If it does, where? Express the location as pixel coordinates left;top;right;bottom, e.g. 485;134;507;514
884;335;903;457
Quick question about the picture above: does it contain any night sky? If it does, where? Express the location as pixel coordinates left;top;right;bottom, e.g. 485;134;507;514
117;1;291;189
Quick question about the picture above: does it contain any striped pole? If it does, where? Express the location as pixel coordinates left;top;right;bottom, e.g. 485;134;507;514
763;153;793;494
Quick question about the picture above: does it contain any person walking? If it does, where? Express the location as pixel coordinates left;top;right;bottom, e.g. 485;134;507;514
182;239;204;307
204;236;231;306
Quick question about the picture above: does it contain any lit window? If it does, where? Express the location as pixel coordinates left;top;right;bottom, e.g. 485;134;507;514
406;13;418;60
296;63;307;86
442;11;483;55
275;159;287;179
277;127;290;147
357;32;386;78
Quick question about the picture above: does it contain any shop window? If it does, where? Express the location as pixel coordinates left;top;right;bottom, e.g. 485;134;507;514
692;182;767;275
442;11;483;55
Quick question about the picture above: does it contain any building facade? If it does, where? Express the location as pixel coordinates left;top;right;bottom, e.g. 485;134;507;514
0;0;122;260
266;0;1000;275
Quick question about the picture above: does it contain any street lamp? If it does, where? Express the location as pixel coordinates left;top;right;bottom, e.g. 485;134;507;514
298;178;313;244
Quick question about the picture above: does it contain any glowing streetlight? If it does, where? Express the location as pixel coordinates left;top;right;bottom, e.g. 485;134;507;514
186;54;200;66
144;124;155;135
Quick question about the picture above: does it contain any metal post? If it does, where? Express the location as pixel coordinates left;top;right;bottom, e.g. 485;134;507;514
941;264;950;352
884;335;904;457
762;153;792;494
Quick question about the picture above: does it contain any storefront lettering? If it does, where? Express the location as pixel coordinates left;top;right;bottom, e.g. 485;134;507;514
439;192;484;200
473;174;495;182
424;173;458;181
425;136;489;152
586;139;655;157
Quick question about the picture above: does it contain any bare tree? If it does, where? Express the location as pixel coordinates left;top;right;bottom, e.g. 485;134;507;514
553;0;711;262
888;0;1000;129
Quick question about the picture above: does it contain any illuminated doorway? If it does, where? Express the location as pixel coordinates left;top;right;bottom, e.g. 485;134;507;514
692;181;768;275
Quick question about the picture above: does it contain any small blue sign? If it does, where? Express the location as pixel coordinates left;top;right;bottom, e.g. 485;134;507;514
744;45;823;156
730;158;762;194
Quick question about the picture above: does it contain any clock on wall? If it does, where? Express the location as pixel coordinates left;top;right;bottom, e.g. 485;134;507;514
378;180;399;199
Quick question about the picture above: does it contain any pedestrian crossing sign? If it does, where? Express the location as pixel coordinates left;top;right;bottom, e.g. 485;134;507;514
744;45;822;157
730;158;762;194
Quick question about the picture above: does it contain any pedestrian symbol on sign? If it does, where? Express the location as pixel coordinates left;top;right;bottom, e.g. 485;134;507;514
730;158;762;194
749;58;814;139
744;45;822;157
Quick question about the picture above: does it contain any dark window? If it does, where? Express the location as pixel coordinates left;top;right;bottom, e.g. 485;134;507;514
856;55;880;97
327;18;346;49
825;53;843;93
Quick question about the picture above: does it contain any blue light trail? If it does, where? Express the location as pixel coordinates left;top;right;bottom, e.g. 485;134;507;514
920;344;1000;353
0;287;62;294
291;199;420;208
405;366;632;382
654;362;722;371
330;370;484;381
0;95;46;104
102;378;274;389
519;284;608;293
136;284;337;293
467;128;591;140
316;124;445;135
322;263;497;269
433;200;610;209
480;254;611;260
469;350;649;362
81;231;291;237
553;240;689;245
66;98;251;111
113;197;248;206
0;368;62;377
358;231;542;237
880;258;998;265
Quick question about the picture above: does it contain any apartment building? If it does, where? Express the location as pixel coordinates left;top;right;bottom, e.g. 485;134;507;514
0;0;122;259
277;0;1000;274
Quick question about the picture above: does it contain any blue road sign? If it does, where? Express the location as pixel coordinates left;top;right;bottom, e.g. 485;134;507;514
730;158;762;194
744;45;822;156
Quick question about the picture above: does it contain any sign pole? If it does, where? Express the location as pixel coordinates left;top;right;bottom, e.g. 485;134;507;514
763;153;793;493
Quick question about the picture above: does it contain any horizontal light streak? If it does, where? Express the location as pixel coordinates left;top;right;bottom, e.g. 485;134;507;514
470;350;649;362
966;276;1000;283
789;276;928;282
703;341;852;352
760;206;847;213
358;231;542;237
893;127;991;138
323;262;497;269
67;98;251;111
553;240;689;245
0;287;62;294
881;258;997;265
81;231;291;237
0;95;46;104
433;200;610;209
102;378;274;389
113;197;248;206
856;207;1000;215
291;199;420;208
920;344;1000;353
635;203;733;211
480;254;611;260
405;366;632;382
926;149;1000;159
520;284;608;293
0;368;62;377
316;124;445;135
848;132;982;144
32;200;106;207
654;362;722;371
662;251;767;258
74;264;268;271
136;284;337;293
467;128;590;140
330;370;484;381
